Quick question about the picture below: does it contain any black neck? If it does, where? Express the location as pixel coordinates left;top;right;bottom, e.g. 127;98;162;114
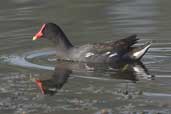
57;29;73;50
49;27;74;50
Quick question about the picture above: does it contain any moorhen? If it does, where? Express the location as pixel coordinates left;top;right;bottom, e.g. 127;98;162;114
32;23;151;63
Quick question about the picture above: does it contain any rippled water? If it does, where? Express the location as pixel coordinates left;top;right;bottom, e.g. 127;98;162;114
0;0;171;114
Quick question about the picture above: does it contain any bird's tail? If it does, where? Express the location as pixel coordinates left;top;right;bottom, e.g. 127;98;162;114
130;41;152;60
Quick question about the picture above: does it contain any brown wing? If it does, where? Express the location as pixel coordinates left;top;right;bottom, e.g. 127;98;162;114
92;43;114;53
114;34;138;50
91;34;138;54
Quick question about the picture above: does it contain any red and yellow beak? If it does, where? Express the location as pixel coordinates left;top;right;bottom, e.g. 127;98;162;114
32;24;46;41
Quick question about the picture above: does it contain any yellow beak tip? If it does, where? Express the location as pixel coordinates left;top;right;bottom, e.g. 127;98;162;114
32;36;37;41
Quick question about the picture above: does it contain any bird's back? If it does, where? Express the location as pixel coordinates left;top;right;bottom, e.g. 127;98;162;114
57;34;151;63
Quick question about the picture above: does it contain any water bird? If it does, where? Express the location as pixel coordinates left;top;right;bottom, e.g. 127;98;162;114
32;23;151;63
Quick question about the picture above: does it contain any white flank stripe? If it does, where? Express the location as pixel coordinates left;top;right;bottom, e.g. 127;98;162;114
109;53;117;58
105;51;111;55
85;52;94;58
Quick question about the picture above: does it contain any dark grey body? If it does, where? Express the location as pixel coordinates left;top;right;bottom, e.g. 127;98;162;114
37;23;152;63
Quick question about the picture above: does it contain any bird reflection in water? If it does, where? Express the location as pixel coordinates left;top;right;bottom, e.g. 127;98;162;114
35;61;154;95
35;64;72;95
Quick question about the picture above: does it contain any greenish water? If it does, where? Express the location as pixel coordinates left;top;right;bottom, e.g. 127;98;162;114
0;0;171;114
